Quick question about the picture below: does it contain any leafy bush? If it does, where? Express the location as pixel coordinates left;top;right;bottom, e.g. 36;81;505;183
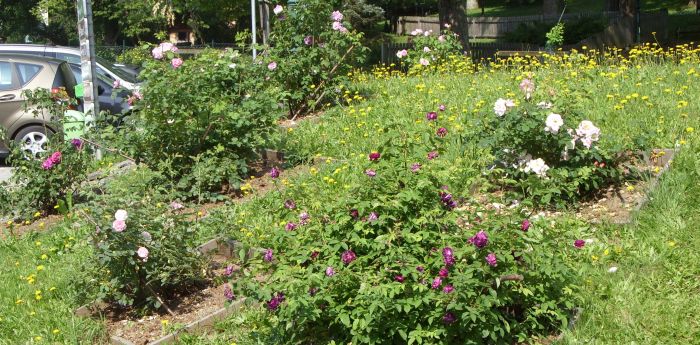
477;78;624;206
81;168;207;310
265;0;367;117
396;28;466;73
125;46;282;198
230;122;580;344
0;88;91;219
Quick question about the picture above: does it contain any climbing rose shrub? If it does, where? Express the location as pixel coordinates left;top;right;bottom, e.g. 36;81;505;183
230;119;581;343
396;28;467;74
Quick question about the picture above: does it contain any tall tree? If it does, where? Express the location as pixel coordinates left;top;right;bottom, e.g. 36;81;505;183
438;0;469;52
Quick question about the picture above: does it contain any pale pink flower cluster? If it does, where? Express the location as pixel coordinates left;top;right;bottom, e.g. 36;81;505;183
268;61;277;71
410;29;432;36
523;158;550;177
331;11;348;33
519;78;535;99
152;42;178;60
273;4;283;15
544;113;564;134
396;49;408;59
171;57;183;69
112;209;128;232
126;90;143;106
493;98;515;117
419;58;430;66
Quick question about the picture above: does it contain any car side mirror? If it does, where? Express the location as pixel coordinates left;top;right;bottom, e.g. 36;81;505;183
97;85;105;96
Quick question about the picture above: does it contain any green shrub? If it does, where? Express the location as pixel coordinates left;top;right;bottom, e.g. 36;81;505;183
265;0;368;117
81;168;207;311
476;77;624;206
230;121;580;344
0;88;91;220
126;47;282;198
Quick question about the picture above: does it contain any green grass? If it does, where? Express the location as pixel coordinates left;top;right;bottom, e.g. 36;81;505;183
561;139;700;343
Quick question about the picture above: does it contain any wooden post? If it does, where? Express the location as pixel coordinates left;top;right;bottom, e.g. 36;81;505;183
75;0;99;124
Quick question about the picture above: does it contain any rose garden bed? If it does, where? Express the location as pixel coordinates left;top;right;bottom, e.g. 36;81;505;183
75;238;252;345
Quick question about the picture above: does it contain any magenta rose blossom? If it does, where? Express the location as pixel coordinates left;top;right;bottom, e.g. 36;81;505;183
268;61;277;70
304;35;313;45
41;159;54;170
427;151;439;160
365;169;376;177
439;104;446;111
171;57;183;68
442;284;454;293
394;275;405;283
426;111;438;121
263;249;274;262
469;230;489;249
368;152;381;161
436;127;448;137
442;247;456;267
224;284;235;301
284;199;296;210
325;266;335;277
574;239;585;248
224;265;234;277
349;209;359;219
485;253;497;267
285;222;297;231
521;219;530;232
442;312;457;324
411;163;422;172
266;292;285;311
438;267;449;278
70;138;83;149
341;250;357;265
269;167;280;178
50;151;62;164
431;277;442;289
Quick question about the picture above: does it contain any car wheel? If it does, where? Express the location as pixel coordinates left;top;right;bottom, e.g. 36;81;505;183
14;126;53;159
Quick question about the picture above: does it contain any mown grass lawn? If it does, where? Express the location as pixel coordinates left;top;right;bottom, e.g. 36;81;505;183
1;45;700;343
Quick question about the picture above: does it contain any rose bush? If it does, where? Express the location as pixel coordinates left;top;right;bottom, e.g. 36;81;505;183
228;114;581;344
395;27;469;75
264;0;368;117
122;47;282;199
476;77;625;206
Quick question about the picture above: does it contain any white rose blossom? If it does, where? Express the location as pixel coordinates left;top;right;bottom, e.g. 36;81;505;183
545;113;564;134
494;98;515;117
522;158;550;177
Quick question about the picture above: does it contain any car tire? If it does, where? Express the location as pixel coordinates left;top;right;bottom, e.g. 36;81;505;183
13;125;53;159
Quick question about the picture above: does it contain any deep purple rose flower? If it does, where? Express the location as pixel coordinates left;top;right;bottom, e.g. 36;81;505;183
427;151;439;160
485;253;497;267
341;250;357;265
439;267;449;278
304;35;313;45
411;163;422;172
469;230;489;249
431;277;442;289
443;312;457;324
285;222;297;231
436;127;448;137
574;239;585;248
224;265;234;277
368;152;381;161
311;251;320;260
416;265;425;273
522;219;530;232
269;167;280;178
284;199;296;210
267;292;285;311
440;192;457;210
442;247;456;267
350;209;359;219
426;111;438;121
299;211;310;225
308;287;319;296
365;169;376;177
71;138;83;149
443;284;454;293
395;275;405;283
224;284;235;301
263;248;274;262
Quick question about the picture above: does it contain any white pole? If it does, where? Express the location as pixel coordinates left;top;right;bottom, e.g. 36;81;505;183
251;0;257;59
76;0;99;123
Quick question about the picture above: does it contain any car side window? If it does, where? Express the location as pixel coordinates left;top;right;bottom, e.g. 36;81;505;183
55;52;81;65
0;62;15;91
16;63;43;86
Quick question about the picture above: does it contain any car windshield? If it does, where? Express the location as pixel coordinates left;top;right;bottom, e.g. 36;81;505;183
95;56;138;83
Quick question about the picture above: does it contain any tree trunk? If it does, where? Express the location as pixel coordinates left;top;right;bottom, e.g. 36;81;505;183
619;0;638;17
543;0;563;17
438;0;469;52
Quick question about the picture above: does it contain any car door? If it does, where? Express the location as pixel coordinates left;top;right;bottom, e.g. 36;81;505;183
0;59;23;137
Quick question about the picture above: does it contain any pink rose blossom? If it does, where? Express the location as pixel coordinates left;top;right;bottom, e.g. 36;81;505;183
268;61;277;70
273;5;283;15
137;246;149;261
171;58;183;68
112;220;126;232
331;11;344;21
